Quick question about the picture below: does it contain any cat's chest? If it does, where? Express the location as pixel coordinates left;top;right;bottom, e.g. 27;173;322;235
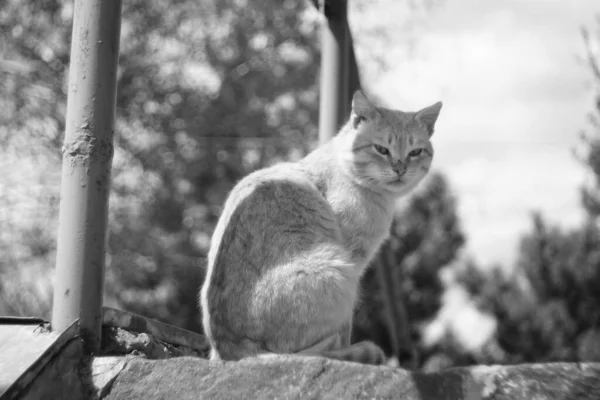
327;189;392;265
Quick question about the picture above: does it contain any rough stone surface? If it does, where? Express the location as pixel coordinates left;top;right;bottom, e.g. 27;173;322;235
92;356;128;399
5;321;599;399
103;355;600;400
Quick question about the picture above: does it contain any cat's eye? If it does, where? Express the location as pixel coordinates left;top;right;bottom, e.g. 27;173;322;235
373;144;389;156
408;148;423;157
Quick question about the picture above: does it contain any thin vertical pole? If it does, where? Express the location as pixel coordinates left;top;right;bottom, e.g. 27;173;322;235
318;0;349;143
52;0;122;352
377;245;417;368
347;21;361;106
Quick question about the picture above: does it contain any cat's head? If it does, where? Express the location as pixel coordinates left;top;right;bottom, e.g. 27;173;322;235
338;90;442;196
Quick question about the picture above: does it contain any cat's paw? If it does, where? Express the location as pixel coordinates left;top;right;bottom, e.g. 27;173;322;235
354;340;386;365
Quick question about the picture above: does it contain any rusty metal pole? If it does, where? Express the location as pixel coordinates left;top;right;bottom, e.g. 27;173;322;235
51;0;122;352
318;0;350;143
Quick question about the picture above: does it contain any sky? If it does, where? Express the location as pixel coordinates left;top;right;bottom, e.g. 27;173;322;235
351;0;600;268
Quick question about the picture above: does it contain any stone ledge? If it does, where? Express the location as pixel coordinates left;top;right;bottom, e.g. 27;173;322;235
5;312;599;399
102;355;600;400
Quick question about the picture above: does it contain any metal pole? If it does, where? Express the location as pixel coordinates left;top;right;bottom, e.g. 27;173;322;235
51;0;122;352
318;0;349;143
346;21;361;106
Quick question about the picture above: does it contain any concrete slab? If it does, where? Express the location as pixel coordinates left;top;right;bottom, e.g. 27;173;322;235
0;318;78;399
16;338;88;400
0;319;57;394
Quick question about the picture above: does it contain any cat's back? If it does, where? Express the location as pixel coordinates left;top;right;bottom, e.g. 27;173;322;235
201;160;343;342
222;162;313;212
207;161;339;269
212;142;336;243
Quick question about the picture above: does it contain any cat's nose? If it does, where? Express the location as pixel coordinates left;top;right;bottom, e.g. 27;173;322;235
391;159;407;176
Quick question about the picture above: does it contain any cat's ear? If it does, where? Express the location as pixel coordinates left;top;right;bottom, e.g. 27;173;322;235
351;90;378;129
415;101;443;137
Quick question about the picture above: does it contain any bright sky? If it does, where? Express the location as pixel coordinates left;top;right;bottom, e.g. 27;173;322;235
352;0;600;268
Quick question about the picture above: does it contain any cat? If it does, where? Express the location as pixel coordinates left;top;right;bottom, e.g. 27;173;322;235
200;90;442;365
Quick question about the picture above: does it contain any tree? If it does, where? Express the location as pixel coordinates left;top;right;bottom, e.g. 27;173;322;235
452;22;600;365
457;214;600;364
581;25;600;219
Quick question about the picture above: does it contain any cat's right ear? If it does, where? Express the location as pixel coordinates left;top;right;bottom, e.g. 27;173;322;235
351;90;377;129
415;101;443;137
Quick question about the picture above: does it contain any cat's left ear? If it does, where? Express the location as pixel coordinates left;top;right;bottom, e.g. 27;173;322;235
415;101;443;137
351;90;378;129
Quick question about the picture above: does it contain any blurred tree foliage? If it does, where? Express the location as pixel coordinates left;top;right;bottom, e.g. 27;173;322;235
0;0;320;330
106;0;321;331
0;0;69;316
456;216;600;364
582;25;600;221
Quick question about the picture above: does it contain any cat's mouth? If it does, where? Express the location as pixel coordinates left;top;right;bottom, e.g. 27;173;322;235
389;177;406;186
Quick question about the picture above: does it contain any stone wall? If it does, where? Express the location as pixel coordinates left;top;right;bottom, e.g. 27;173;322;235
100;355;600;400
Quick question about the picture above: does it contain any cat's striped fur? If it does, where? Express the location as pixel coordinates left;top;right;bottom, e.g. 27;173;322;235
200;90;442;365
